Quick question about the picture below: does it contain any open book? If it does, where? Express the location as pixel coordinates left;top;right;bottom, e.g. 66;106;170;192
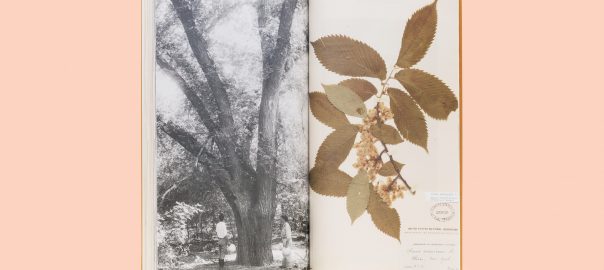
143;0;461;269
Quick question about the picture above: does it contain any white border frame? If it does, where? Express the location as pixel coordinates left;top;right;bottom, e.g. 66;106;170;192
142;0;156;269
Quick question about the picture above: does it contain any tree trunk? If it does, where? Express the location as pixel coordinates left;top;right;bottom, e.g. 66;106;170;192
160;117;277;266
231;200;274;266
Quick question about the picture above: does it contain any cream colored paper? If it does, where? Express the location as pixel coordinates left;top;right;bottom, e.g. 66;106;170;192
309;0;460;269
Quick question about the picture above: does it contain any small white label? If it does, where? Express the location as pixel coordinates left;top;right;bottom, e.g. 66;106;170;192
425;192;459;203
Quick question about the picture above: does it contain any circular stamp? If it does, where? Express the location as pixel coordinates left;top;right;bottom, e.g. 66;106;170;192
430;202;455;222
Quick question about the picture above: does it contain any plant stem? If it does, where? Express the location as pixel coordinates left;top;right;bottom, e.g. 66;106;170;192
378;140;415;194
375;102;415;195
376;66;398;98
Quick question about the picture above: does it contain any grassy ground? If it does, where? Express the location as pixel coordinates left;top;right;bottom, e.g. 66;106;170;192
166;242;308;270
187;263;297;270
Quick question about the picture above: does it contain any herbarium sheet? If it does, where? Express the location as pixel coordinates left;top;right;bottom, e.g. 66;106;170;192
309;0;461;269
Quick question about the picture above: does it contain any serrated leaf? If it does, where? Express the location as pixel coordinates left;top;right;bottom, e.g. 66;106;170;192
346;170;371;224
310;167;352;197
378;161;405;177
395;69;458;120
309;92;350;129
312;35;387;79
339;78;377;101
397;0;438;68
388;88;428;151
323;84;367;117
368;189;401;241
369;123;404;145
315;125;359;168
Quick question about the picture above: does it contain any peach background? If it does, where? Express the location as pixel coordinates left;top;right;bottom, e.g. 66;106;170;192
462;1;604;269
1;0;603;270
0;1;141;269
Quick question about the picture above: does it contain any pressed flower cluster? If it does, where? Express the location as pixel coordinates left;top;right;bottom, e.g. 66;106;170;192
352;107;381;180
353;102;405;206
375;176;407;205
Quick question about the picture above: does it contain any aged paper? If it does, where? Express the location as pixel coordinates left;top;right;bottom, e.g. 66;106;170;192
309;0;460;269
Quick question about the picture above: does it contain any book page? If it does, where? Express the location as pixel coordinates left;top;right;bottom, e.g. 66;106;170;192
147;0;309;269
309;0;461;269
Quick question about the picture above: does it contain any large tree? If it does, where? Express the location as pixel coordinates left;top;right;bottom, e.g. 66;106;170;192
155;0;305;265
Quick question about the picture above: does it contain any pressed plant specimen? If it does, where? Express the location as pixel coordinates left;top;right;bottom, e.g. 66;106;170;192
310;0;458;241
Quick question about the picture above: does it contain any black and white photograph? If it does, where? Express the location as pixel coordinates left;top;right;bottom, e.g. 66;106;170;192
154;0;309;269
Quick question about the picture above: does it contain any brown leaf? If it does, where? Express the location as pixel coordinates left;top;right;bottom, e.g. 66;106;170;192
395;69;458;120
369;123;404;145
378;161;405;177
312;35;387;79
309;92;350;129
310;167;352;197
339;78;378;101
388;88;428;151
315;125;359;168
368;189;401;241
323;84;367;118
346;170;371;224
396;0;438;68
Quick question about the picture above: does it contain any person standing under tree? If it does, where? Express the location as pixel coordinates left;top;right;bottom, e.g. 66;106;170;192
280;214;293;269
216;213;228;269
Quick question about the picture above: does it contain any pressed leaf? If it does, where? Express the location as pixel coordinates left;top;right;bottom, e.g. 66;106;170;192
312;35;387;79
323;84;367;117
346;170;371;224
369;123;404;145
388;88;428;151
339;78;378;101
310;166;352;197
378;161;405;177
315;125;359;168
395;69;458;120
309;92;350;129
368;189;401;241
397;0;438;68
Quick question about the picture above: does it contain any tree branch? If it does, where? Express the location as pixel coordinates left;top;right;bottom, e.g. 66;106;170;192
156;55;219;134
158;51;255;172
157;116;203;155
170;0;254;183
240;117;258;162
157;117;249;197
254;0;298;205
170;0;235;133
159;173;196;210
256;0;273;67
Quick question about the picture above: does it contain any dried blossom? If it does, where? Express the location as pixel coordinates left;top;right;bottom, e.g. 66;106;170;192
374;176;407;206
353;109;381;181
